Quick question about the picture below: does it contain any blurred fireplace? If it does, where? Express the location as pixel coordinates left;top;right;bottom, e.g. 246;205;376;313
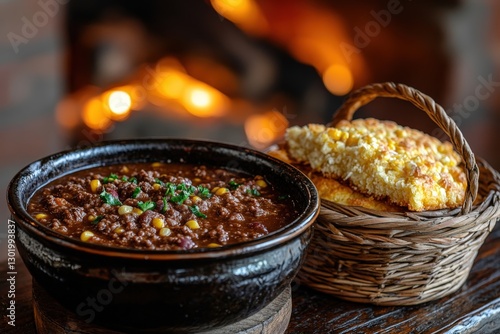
57;0;499;171
60;0;346;150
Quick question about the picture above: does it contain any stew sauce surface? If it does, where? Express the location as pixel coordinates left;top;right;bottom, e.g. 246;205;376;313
28;163;297;250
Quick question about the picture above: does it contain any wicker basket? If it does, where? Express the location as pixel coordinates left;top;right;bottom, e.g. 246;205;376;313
296;82;500;306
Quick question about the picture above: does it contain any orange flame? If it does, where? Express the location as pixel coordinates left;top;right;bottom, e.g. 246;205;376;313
244;110;288;149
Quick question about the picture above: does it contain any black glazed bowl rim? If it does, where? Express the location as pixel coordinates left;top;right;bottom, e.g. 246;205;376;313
7;138;319;261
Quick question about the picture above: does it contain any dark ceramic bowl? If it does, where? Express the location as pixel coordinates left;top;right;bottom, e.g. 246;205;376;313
7;139;319;333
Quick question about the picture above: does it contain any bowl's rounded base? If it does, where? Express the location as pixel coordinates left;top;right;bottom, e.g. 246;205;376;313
33;278;292;334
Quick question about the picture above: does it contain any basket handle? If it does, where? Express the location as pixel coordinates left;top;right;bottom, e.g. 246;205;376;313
330;82;479;214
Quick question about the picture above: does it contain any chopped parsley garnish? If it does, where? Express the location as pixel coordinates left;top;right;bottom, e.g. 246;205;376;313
228;180;240;190
197;185;211;198
102;173;119;184
176;183;188;192
129;177;138;184
171;190;190;205
190;205;207;218
137;201;155;211
154;178;165;187
165;183;177;197
90;215;103;225
121;175;129;181
247;188;261;197
131;187;141;198
164;182;198;204
175;183;196;194
100;190;122;206
162;197;168;213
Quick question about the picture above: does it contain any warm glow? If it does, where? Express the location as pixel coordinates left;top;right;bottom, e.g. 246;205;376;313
189;89;211;108
244;110;288;149
322;64;354;96
146;61;231;118
182;84;229;118
55;97;81;129
107;91;132;117
157;70;188;99
210;0;268;35
82;97;112;131
156;57;186;73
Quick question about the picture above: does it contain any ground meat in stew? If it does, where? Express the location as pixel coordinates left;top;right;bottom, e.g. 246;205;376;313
28;163;297;250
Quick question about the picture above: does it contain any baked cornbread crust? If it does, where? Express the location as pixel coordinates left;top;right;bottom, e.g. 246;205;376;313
268;148;403;211
285;118;467;211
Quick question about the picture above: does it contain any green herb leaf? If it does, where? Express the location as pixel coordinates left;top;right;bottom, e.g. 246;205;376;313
137;201;155;211
100;190;122;206
162;197;168;213
175;183;196;194
154;178;165;187
121;175;129;181
102;173;119;184
131;187;141;199
90;215;103;225
129;177;138;184
190;205;207;218
165;182;177;197
171;190;189;205
247;188;261;197
176;183;187;191
228;180;240;190
197;185;211;198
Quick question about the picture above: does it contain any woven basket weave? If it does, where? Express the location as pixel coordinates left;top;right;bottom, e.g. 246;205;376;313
296;82;500;306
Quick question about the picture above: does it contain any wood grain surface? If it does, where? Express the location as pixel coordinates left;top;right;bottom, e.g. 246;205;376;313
1;222;499;333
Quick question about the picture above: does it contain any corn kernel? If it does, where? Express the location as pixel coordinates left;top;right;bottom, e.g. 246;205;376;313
193;178;201;183
153;183;161;190
185;220;200;230
90;179;101;193
207;243;221;248
345;134;359;146
159;227;171;237
387;139;396;151
151;162;162;167
114;227;125;234
327;128;342;141
87;215;96;222
35;213;48;220
191;196;201;203
80;230;94;242
118;205;133;215
120;166;129;173
133;208;143;215
341;132;350;142
152;217;165;229
256;180;267;188
211;186;220;193
215;187;228;196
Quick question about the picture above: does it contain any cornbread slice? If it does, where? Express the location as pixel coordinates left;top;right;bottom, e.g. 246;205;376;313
285;119;467;211
268;148;402;211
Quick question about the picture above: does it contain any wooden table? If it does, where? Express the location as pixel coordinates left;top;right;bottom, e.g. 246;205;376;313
2;222;499;333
